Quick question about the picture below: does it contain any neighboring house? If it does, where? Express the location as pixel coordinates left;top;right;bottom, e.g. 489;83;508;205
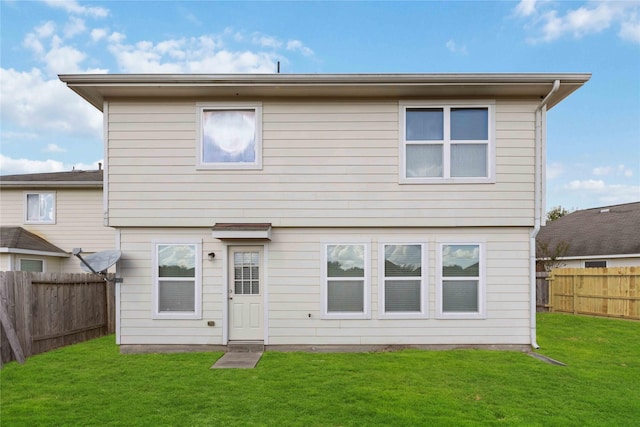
0;169;115;273
537;202;640;269
60;73;590;351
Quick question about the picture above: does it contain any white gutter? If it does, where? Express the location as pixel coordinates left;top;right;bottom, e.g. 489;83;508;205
531;79;560;349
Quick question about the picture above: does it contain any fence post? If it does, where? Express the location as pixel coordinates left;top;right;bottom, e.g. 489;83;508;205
573;275;577;314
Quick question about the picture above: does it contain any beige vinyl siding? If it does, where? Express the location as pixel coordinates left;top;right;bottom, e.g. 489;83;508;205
106;99;537;228
118;226;531;346
0;188;114;273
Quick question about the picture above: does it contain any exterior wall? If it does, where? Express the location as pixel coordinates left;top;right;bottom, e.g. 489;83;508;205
0;187;115;273
107;99;537;228
118;226;532;346
561;257;640;269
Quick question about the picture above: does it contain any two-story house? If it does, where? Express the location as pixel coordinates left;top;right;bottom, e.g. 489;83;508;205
0;169;115;273
60;73;590;352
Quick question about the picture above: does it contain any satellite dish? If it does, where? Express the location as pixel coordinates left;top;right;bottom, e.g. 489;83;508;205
73;249;121;273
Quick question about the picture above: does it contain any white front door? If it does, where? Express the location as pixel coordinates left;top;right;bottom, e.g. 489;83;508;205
228;246;264;341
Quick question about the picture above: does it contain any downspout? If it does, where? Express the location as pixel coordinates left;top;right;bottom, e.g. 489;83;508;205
531;79;560;349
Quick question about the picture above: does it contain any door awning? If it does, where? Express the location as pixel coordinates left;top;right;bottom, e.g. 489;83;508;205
211;223;272;240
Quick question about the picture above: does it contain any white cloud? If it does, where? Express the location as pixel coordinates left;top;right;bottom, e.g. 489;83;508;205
514;0;538;17
286;40;314;56
108;36;278;73
445;39;468;55
619;19;640;43
91;28;108;42
64;16;86;38
44;144;66;153
547;162;564;179
592;164;634;177
516;0;640;44
42;0;108;18
44;42;87;74
108;31;126;44
23;21;56;55
0;154;66;175
0;154;103;175
253;34;282;48
0;68;102;140
564;179;640;205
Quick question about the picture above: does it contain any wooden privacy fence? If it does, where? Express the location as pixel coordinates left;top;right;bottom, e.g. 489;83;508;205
536;271;550;312
549;267;639;320
0;272;115;366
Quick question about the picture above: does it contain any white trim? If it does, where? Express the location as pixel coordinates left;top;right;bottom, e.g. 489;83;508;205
196;102;263;170
398;101;495;184
0;248;69;257
115;228;121;345
103;101;109;227
321;242;371;320
554;254;640;261
151;238;203;320
222;242;269;344
378;242;428;319
222;241;229;345
435;241;487;320
23;191;56;224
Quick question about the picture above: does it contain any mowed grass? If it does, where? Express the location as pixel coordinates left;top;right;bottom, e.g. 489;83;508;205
1;314;639;426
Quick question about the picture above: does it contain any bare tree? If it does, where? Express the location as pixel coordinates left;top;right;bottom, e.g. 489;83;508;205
536;239;570;272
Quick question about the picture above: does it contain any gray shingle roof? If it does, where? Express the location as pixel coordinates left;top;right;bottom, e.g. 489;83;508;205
537;202;640;258
0;170;103;187
0;227;67;254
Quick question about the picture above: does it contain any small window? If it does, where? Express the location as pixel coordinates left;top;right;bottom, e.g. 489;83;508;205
437;243;486;319
379;243;427;318
152;241;202;319
196;103;262;170
585;260;606;268
19;258;44;272
25;192;55;224
400;103;494;183
321;243;370;319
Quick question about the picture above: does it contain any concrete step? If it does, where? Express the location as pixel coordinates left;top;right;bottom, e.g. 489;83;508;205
227;341;265;353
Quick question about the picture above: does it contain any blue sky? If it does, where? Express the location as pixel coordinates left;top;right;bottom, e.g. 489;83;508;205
1;0;638;211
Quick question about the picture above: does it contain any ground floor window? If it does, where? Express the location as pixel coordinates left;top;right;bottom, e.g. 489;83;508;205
152;240;202;319
379;243;427;318
436;242;486;319
321;243;370;319
19;258;44;272
584;260;606;268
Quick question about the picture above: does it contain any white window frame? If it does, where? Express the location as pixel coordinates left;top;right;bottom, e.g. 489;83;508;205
399;101;495;184
378;242;428;319
151;239;202;320
19;258;45;272
196;102;263;170
321;242;371;320
24;191;56;224
436;241;487;319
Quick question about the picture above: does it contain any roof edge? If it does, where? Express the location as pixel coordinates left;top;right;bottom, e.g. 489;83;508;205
0;181;102;188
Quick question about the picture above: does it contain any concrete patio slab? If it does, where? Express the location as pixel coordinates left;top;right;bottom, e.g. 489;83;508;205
211;352;263;369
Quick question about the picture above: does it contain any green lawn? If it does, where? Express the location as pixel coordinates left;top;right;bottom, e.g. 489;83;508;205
1;314;639;426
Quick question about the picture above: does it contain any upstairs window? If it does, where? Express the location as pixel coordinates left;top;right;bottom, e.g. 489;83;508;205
25;192;55;224
196;103;262;170
400;102;494;183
